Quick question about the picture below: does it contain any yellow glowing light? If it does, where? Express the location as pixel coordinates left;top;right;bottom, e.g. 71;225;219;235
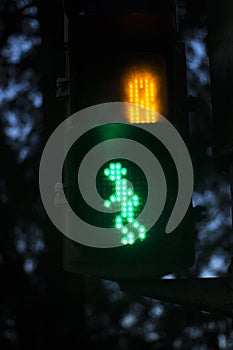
124;71;161;123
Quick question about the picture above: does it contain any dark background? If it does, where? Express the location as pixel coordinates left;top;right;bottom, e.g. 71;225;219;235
0;0;233;349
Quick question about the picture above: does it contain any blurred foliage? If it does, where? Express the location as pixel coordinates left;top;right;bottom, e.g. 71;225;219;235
0;0;232;349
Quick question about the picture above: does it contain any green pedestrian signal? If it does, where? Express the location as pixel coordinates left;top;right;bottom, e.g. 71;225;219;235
102;162;146;245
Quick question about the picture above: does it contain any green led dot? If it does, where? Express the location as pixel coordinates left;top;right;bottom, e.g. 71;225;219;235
116;175;121;180
133;221;139;228
110;163;115;169
121;168;127;175
139;225;146;233
128;212;133;217
116;163;121;170
139;232;146;240
134;201;139;207
128;239;135;245
116;197;121;202
128;232;134;240
121;237;128;245
122;227;128;234
122;202;127;207
122;208;127;213
116;181;121;186
122;180;127;185
128;207;133;212
110;195;116;202
133;195;138;201
122;213;127;218
116;216;122;223
104;200;111;208
116;223;122;229
128;201;133;207
123;196;127;201
128;189;133;196
110;170;115;175
104;168;110;176
128;217;133;223
110;176;115;181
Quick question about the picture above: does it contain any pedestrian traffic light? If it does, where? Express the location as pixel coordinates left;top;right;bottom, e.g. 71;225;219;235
59;1;197;279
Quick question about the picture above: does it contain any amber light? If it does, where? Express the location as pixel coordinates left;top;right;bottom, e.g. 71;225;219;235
125;71;161;124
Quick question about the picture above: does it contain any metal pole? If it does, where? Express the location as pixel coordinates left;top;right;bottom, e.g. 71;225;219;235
119;277;233;317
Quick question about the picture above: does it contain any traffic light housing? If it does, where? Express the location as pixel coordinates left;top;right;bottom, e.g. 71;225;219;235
62;2;197;279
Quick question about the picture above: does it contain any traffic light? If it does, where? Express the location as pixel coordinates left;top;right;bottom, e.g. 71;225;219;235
60;1;197;279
